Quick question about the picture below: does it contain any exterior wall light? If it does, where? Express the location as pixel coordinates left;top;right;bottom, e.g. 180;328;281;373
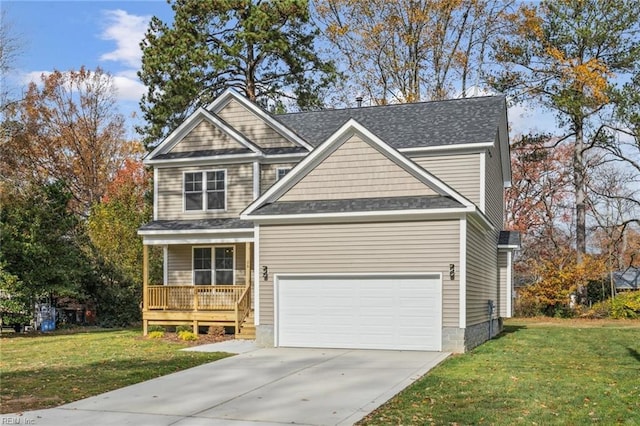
449;264;455;280
262;266;269;280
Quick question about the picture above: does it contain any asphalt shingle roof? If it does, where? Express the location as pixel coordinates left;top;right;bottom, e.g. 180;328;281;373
153;148;252;160
250;195;464;216
139;218;253;232
275;95;506;149
498;231;521;247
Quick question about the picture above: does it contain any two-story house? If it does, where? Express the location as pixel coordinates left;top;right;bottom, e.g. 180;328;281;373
138;89;519;353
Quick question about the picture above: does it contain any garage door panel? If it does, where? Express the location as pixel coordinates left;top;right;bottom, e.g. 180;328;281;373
276;275;442;351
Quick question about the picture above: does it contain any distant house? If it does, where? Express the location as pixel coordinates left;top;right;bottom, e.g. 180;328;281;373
138;89;520;353
613;268;640;292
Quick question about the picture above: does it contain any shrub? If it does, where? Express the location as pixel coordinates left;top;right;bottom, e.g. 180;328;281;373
148;325;164;333
176;325;192;334
148;330;164;339
582;300;611;319
610;292;640;319
177;330;198;341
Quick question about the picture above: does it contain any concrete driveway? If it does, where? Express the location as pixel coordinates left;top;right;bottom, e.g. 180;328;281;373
5;343;449;425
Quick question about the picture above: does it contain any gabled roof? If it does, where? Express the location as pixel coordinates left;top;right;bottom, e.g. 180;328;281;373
242;118;476;221
613;267;640;291
275;96;506;150
139;218;253;234
207;88;314;151
144;107;262;164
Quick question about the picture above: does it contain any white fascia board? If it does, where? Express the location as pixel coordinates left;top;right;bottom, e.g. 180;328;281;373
138;227;255;236
498;244;520;250
143;237;254;246
146;152;261;167
399;141;494;154
153;168;158;221
207;88;313;151
242;208;472;224
144;108;262;163
253;161;260;199
479;151;486;213
253;224;260;325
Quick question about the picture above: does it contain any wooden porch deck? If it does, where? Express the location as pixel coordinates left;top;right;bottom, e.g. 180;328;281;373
142;285;252;336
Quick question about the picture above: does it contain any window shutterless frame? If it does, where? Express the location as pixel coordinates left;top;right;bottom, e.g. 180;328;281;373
276;167;291;181
191;245;235;285
183;169;227;212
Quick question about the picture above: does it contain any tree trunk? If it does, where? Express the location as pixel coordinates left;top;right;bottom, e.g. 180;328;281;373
574;121;586;264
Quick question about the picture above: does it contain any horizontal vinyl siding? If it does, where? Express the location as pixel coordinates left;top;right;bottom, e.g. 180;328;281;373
216;99;296;149
167;243;250;285
259;220;460;327
485;142;505;228
281;135;437;201
412;154;481;205
498;251;508;318
167;245;192;284
260;162;298;194
156;163;253;220
466;220;498;325
168;120;242;153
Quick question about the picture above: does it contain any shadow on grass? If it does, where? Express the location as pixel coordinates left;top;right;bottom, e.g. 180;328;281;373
628;347;640;363
492;324;526;341
0;327;131;339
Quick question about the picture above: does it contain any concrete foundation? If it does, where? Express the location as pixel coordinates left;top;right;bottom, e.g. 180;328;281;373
255;324;274;347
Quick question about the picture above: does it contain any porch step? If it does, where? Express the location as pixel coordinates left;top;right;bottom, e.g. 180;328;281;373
235;312;255;340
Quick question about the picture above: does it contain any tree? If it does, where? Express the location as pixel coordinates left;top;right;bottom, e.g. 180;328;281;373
491;0;640;264
138;0;338;147
315;0;514;105
0;181;92;321
1;67;135;216
0;9;22;113
87;157;151;286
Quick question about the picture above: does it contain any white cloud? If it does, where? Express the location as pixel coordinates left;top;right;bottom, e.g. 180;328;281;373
112;72;146;102
22;70;53;85
99;9;151;69
508;101;558;136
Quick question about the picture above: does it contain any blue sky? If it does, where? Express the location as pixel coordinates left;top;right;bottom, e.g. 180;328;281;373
3;0;556;138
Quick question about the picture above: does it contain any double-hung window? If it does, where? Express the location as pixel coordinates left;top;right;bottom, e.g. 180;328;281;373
184;170;226;211
193;247;234;285
276;168;290;181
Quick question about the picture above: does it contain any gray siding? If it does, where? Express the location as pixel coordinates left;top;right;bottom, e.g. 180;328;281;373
260;163;298;194
258;220;460;327
485;141;504;227
412;153;481;205
281;135;437;201
216;99;297;149
167;243;250;285
169;120;243;153
466;219;498;326
156;163;253;220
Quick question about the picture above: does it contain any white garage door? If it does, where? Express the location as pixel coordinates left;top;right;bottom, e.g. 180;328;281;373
276;274;442;351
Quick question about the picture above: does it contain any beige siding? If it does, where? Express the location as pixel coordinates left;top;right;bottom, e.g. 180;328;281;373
167;243;250;285
412;154;481;205
167;245;192;284
258;220;460;327
216;99;296;149
466;220;499;325
260;162;299;194
156;163;253;220
168;120;244;153
498;251;509;317
281;135;437;201
485;141;505;228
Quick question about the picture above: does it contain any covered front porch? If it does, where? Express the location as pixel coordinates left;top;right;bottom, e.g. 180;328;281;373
139;219;255;337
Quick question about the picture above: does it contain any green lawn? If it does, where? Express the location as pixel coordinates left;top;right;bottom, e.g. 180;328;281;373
361;319;640;425
0;328;230;414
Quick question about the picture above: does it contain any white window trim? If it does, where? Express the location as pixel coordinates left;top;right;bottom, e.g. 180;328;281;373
191;245;236;285
276;167;291;181
183;169;227;212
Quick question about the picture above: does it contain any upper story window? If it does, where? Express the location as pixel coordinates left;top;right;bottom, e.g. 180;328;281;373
276;168;291;181
184;170;226;211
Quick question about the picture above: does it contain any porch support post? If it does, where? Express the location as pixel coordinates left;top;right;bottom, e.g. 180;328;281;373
245;242;251;288
142;244;149;336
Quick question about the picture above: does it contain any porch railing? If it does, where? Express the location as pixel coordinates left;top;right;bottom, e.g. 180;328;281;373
234;285;252;332
147;285;245;311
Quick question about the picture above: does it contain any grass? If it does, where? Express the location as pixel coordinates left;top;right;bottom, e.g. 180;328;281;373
361;318;640;425
0;328;230;414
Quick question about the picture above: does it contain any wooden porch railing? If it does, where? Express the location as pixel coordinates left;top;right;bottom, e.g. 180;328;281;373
234;285;252;332
147;285;245;311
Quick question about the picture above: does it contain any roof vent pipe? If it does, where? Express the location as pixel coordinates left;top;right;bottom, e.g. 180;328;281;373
355;96;363;108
